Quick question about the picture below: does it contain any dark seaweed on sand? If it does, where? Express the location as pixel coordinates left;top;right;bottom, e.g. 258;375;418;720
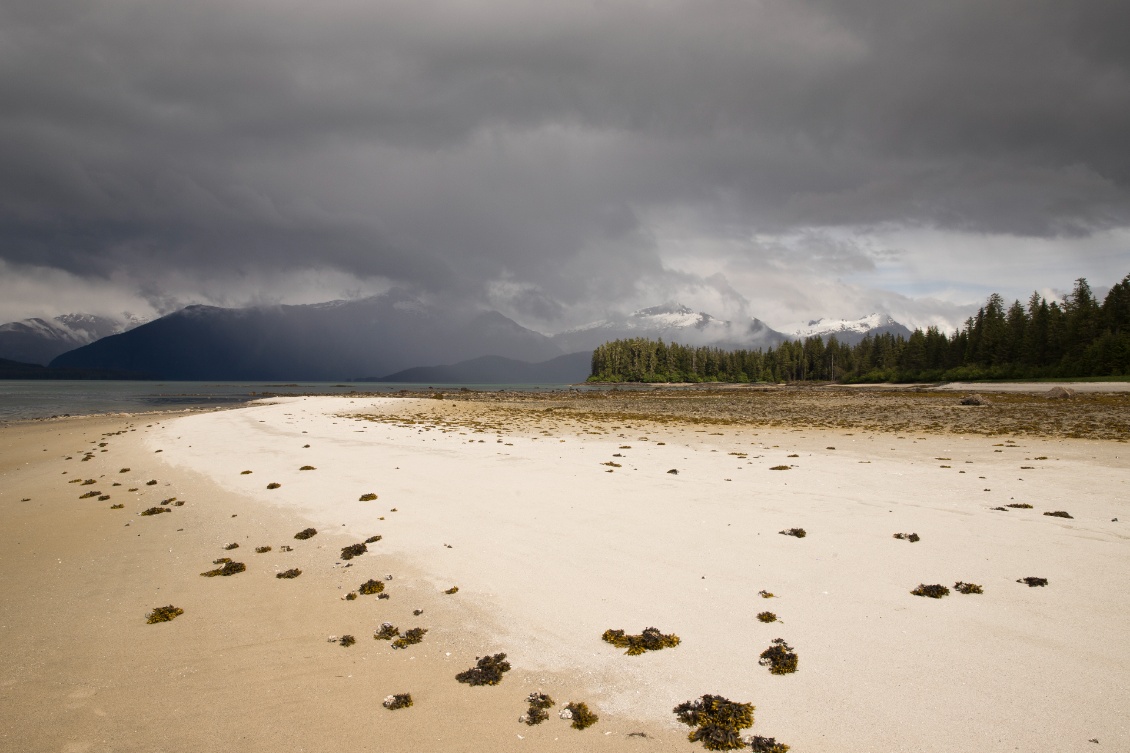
201;561;246;577
756;612;777;623
364;535;382;544
383;693;413;710
146;605;184;624
276;568;302;579
294;528;317;540
339;635;356;647
392;627;427;649
140;506;170;516
673;694;755;750
1043;510;1073;518
375;623;399;640
758;639;798;675
893;532;920;542
564;701;599;730
911;583;949;598
521;692;554;725
601;627;680;655
1017;576;1048;587
750;736;791;752
340;543;367;560
779;528;806;538
954;581;983;594
359;579;385;595
455;653;511;686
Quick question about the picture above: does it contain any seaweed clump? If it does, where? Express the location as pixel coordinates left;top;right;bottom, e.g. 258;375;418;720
1044;510;1073;518
779;528;806;538
749;736;791;752
383;693;413;710
339;635;356;647
562;702;599;730
954;581;983;594
359;493;378;501
455;653;511;686
276;568;302;579
445;586;459;594
146;605;184;624
299;465;316;471
294;528;317;540
1006;503;1033;509
110;503;124;509
224;542;239;550
893;532;920;542
756;612;777;623
911;584;950;598
601;627;680;655
392;627;427;649
758;590;775;599
79;491;101;499
359;579;385;595
201;561;246;577
255;546;272;553
140;506;170;516
1017;576;1048;587
340;543;367;560
758;639;798;675
266;482;281;489
673;694;754;750
375;623;399;640
769;465;791;471
364;535;382;544
520;692;554;725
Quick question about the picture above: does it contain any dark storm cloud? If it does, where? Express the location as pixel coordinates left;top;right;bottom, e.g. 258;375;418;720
1;0;1127;323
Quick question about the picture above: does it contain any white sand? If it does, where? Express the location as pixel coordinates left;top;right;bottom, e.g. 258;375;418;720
147;396;1130;751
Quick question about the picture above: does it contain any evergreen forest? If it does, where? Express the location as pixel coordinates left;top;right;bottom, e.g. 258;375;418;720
588;275;1130;383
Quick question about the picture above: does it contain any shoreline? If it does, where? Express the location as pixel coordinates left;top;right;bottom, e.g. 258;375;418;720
2;394;1128;751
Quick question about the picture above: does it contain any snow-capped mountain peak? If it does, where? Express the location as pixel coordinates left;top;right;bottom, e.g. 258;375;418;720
790;313;911;345
795;313;895;339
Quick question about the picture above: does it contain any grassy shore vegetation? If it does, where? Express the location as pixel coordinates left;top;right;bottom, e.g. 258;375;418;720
589;275;1130;383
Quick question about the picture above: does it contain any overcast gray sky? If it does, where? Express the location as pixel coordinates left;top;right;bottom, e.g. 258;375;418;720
2;0;1127;332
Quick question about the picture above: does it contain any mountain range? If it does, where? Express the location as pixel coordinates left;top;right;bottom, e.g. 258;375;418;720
0;313;146;366
0;292;912;381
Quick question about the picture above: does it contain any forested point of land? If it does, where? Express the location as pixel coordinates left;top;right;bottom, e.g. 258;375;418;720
588;275;1130;384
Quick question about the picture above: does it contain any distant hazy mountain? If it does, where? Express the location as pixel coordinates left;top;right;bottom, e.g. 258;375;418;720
792;314;913;346
552;304;788;352
0;313;145;365
51;290;564;380
366;351;592;384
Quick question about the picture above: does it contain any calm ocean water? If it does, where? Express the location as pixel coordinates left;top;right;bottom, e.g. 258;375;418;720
0;380;577;422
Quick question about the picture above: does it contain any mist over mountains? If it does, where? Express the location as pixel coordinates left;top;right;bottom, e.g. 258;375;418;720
0;313;145;366
7;290;910;381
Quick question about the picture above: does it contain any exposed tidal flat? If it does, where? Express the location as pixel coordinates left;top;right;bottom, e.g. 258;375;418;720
1;386;1127;752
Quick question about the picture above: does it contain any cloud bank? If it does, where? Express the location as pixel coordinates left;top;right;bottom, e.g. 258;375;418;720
2;0;1127;330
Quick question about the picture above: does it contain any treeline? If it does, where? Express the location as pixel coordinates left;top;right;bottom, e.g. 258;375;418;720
588;274;1130;383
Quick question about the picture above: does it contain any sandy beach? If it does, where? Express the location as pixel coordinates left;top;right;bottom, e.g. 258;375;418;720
2;389;1128;752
